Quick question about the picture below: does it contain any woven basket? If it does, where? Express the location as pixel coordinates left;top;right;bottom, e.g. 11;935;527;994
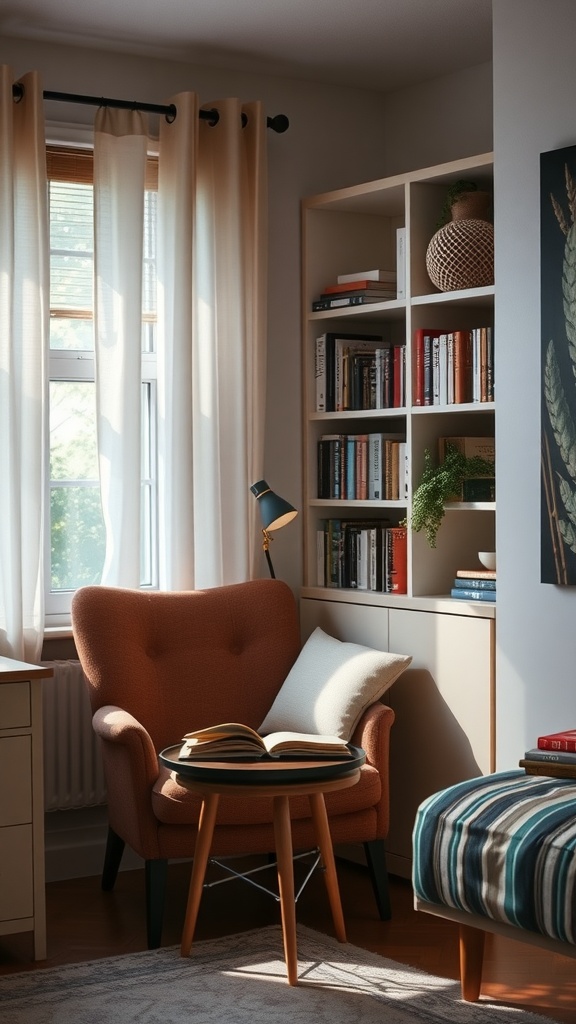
426;190;494;292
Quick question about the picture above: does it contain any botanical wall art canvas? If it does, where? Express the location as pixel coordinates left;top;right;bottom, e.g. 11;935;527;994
541;143;576;584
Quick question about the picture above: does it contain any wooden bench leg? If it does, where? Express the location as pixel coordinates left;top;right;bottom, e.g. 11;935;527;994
459;923;485;1001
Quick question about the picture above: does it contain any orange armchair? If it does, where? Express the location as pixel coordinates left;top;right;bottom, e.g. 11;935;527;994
71;579;395;947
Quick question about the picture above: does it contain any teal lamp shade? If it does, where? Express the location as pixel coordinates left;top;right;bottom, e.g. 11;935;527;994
250;480;297;578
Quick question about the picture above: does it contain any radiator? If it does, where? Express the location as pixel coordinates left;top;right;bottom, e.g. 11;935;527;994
42;659;107;811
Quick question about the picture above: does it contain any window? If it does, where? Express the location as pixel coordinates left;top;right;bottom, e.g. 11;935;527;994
46;148;158;622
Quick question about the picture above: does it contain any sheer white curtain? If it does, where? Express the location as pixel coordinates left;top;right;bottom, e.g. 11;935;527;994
93;108;148;587
94;96;268;590
0;68;48;661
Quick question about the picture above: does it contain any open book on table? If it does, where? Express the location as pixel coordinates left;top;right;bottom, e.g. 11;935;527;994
178;722;353;761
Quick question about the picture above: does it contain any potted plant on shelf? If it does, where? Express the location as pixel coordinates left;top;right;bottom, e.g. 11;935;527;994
411;444;495;547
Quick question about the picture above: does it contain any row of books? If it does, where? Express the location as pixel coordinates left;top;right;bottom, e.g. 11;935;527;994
450;569;496;603
312;268;398;312
413;327;494;407
520;729;576;779
317;519;407;594
315;332;406;412
317;433;408;501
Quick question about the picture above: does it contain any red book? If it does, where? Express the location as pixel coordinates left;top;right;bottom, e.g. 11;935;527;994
323;279;395;294
453;329;473;404
537;730;576;752
412;329;441;406
385;526;408;594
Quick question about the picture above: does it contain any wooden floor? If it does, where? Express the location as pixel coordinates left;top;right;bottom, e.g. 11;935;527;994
1;859;575;1021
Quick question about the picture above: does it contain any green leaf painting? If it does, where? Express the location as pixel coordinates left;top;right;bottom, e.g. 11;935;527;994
541;145;576;583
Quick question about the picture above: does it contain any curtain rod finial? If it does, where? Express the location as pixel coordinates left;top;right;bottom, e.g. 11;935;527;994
267;114;289;133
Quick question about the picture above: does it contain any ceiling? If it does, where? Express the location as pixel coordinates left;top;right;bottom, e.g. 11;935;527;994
2;0;493;94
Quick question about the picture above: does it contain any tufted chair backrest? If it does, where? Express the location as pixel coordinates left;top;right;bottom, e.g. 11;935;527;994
71;579;301;753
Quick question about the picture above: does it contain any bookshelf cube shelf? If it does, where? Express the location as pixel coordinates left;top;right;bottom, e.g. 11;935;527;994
301;153;496;613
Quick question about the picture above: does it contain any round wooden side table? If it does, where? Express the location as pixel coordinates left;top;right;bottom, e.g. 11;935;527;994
159;746;365;985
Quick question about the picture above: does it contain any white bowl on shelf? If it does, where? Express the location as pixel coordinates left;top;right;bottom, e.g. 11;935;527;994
478;551;496;571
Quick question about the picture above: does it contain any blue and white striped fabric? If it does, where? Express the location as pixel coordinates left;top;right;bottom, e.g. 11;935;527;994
412;769;576;944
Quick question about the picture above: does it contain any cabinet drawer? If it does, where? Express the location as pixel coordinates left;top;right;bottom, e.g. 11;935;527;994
0;823;34;921
0;736;32;826
0;681;30;729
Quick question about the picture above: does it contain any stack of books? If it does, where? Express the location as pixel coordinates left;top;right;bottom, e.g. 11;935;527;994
312;269;397;312
520;730;576;779
450;568;496;602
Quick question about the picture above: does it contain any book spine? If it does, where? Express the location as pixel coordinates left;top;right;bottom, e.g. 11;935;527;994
524;747;576;763
393;345;405;408
337;269;397;284
438;334;448;406
450;588;496;602
323;279;396;294
455;569;497;579
446;332;454;405
312;294;389;311
423;335;433;406
368;433;383;500
413;330;425;406
315;334;326;412
432;336;441;405
520;760;576;779
317;525;326;586
386;526;408;594
398;441;409;501
452;577;496;591
453;329;473;404
396;228;406;299
537;735;576;752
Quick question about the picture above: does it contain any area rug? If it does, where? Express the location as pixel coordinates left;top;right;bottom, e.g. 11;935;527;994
0;924;557;1024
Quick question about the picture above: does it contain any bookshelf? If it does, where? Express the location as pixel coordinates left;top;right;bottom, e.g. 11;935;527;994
300;154;495;876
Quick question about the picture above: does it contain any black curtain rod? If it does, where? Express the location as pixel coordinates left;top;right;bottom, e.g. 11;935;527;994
12;83;289;133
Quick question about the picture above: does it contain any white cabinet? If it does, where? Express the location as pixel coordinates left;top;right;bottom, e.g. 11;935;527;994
0;657;53;959
300;597;494;878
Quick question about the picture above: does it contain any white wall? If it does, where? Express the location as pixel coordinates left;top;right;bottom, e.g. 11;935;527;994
493;0;576;764
381;61;493;178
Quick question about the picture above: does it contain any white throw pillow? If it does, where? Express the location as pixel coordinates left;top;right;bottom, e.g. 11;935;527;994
259;626;412;741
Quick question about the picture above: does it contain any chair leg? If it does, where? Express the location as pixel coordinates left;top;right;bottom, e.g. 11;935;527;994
101;827;125;891
363;839;392;921
145;858;168;949
459;923;485;1001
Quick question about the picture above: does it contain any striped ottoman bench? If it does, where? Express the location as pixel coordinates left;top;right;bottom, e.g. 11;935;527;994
412;769;576;1001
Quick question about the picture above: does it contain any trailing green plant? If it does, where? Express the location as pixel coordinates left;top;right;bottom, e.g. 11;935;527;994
411;444;495;548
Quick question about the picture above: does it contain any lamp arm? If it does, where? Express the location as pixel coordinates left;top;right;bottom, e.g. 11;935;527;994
261;528;276;579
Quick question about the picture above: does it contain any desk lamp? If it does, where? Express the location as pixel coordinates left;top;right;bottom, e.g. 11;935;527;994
250;479;298;579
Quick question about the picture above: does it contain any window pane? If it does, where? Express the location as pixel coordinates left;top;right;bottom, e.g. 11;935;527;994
49;181;94;321
50;316;94;351
50;380;104;591
50;381;99;480
50;485;104;591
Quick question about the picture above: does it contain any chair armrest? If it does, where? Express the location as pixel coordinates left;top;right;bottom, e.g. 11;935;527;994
352;700;395;768
93;705;160;789
352;701;395;837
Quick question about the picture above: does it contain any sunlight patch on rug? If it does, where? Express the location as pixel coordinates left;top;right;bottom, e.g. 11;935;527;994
0;924;557;1024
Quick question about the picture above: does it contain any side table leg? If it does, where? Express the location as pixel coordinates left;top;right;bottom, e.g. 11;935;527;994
273;794;298;985
180;793;219;957
309;791;346;942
